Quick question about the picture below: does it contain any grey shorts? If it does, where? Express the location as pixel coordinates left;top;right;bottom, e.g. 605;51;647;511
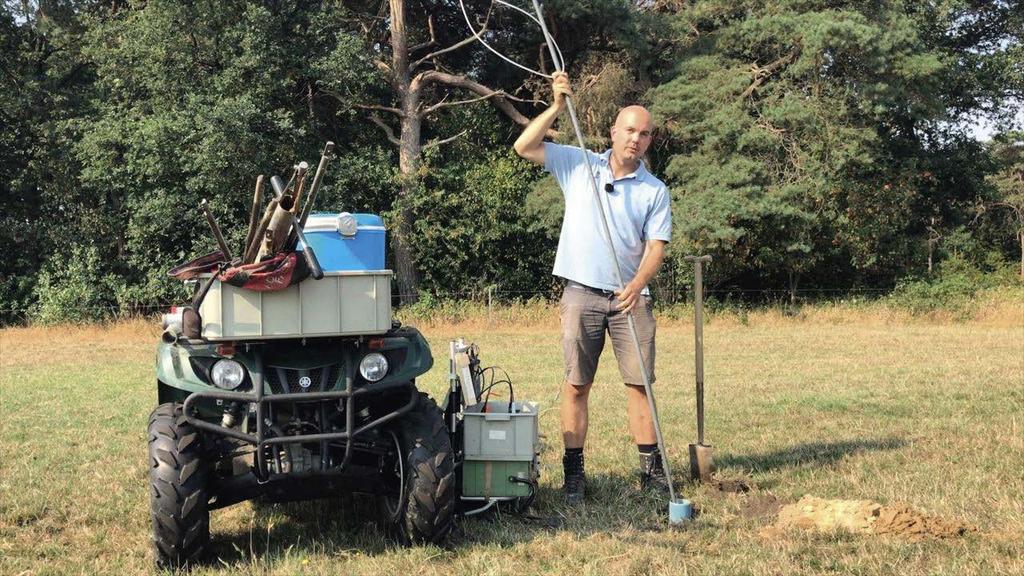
559;282;656;387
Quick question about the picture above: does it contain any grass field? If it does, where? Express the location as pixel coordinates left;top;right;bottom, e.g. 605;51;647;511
1;303;1022;575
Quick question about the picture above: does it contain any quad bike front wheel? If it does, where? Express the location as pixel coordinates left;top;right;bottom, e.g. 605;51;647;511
379;391;456;544
148;402;210;569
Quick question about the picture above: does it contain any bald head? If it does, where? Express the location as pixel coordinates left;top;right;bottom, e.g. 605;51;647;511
610;105;654;168
614;105;654;131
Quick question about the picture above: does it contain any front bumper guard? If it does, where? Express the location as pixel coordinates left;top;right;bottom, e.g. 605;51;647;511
183;352;415;479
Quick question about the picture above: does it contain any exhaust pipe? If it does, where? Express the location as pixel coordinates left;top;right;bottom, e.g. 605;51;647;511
161;325;181;344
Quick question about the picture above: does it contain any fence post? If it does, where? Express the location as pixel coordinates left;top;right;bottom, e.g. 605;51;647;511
487;286;493;326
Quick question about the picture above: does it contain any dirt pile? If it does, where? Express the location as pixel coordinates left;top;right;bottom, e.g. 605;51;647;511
768;495;976;540
872;504;977;539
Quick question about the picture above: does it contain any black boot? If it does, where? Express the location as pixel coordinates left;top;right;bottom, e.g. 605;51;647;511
562;450;586;504
639;449;670;492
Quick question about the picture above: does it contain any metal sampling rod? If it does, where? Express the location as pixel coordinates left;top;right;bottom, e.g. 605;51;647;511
530;0;678;504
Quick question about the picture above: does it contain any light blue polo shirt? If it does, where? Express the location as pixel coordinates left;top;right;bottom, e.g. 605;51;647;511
544;142;672;294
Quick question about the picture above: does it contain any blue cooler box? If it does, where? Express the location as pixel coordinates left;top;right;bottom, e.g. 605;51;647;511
300;212;386;271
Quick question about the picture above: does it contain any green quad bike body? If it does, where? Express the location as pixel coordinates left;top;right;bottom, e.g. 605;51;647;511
150;323;455;568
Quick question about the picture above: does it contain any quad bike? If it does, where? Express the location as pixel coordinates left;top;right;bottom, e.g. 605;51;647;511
149;159;535;569
149;157;459;568
151;309;455;568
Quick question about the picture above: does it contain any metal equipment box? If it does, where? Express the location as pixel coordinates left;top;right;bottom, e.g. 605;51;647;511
197;270;392;341
461;401;538;498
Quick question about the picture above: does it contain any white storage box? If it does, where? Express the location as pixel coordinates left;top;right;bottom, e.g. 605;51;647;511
198;271;393;340
462;401;539;462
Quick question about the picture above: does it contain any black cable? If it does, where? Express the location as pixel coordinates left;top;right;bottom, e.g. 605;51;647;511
479;364;515;412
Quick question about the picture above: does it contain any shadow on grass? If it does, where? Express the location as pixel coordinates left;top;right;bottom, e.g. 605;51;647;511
203;440;906;566
716;437;907;473
209;494;398;564
205;470;684;566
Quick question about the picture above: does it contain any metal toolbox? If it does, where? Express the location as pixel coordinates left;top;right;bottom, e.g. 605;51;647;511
197;270;393;340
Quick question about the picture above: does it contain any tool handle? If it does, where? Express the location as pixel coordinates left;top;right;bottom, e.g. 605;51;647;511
294;226;324;280
242;176;265;260
684;255;712;263
269;174;323;280
192;262;228;309
299;142;335;227
688;255;710;445
201;199;233;261
290;161;310;213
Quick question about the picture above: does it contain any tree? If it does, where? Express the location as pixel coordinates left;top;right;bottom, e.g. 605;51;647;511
344;0;549;304
0;0;101;323
649;0;1023;298
981;132;1024;279
74;0;378;309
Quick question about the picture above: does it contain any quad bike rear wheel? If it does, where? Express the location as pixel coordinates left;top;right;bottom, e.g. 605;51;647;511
379;391;456;544
148;402;210;569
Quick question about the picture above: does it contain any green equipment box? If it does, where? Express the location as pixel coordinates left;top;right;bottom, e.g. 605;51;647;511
461;401;538;498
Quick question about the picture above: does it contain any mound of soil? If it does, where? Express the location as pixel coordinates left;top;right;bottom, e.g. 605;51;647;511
768;495;976;540
872;504;976;539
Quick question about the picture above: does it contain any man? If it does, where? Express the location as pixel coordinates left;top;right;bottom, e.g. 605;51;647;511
513;72;672;504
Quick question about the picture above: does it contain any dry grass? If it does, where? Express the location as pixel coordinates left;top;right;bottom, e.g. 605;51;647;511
1;305;1022;575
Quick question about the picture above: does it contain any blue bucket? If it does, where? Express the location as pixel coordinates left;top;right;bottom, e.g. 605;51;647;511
669;498;693;525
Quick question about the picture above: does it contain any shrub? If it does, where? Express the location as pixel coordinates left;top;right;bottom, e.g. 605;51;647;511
32;244;124;325
887;255;1017;315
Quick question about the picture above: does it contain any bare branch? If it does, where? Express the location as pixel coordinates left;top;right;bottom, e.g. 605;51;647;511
417;71;523;122
410;14;437;52
411;0;496;70
367;113;401;147
416;71;559;137
354;103;403;116
422;91;503;115
423;130;468;151
742;47;801;99
412;27;486;69
374;59;392;76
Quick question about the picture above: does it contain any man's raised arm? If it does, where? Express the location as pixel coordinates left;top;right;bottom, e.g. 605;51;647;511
513;72;572;165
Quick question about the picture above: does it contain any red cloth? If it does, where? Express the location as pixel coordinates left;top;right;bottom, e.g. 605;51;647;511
167;251;224;280
168;252;310;292
219;252;309;291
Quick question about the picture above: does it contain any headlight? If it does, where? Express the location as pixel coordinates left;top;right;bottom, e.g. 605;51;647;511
359;353;389;382
211;359;246;389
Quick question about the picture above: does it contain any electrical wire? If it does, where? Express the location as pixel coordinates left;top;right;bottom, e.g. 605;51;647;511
491;0;564;70
474;364;515;412
458;0;564;79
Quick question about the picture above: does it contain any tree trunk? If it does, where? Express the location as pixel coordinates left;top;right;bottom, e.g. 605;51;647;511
1019;229;1023;280
393;104;423;304
389;0;422;305
373;0;534;304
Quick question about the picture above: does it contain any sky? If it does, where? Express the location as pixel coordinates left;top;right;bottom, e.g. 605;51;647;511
965;106;1024;141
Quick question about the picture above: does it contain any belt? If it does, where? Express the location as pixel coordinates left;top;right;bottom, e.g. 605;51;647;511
566;281;616;296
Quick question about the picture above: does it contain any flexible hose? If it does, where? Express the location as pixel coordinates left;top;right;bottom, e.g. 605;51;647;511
458;0;564;78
